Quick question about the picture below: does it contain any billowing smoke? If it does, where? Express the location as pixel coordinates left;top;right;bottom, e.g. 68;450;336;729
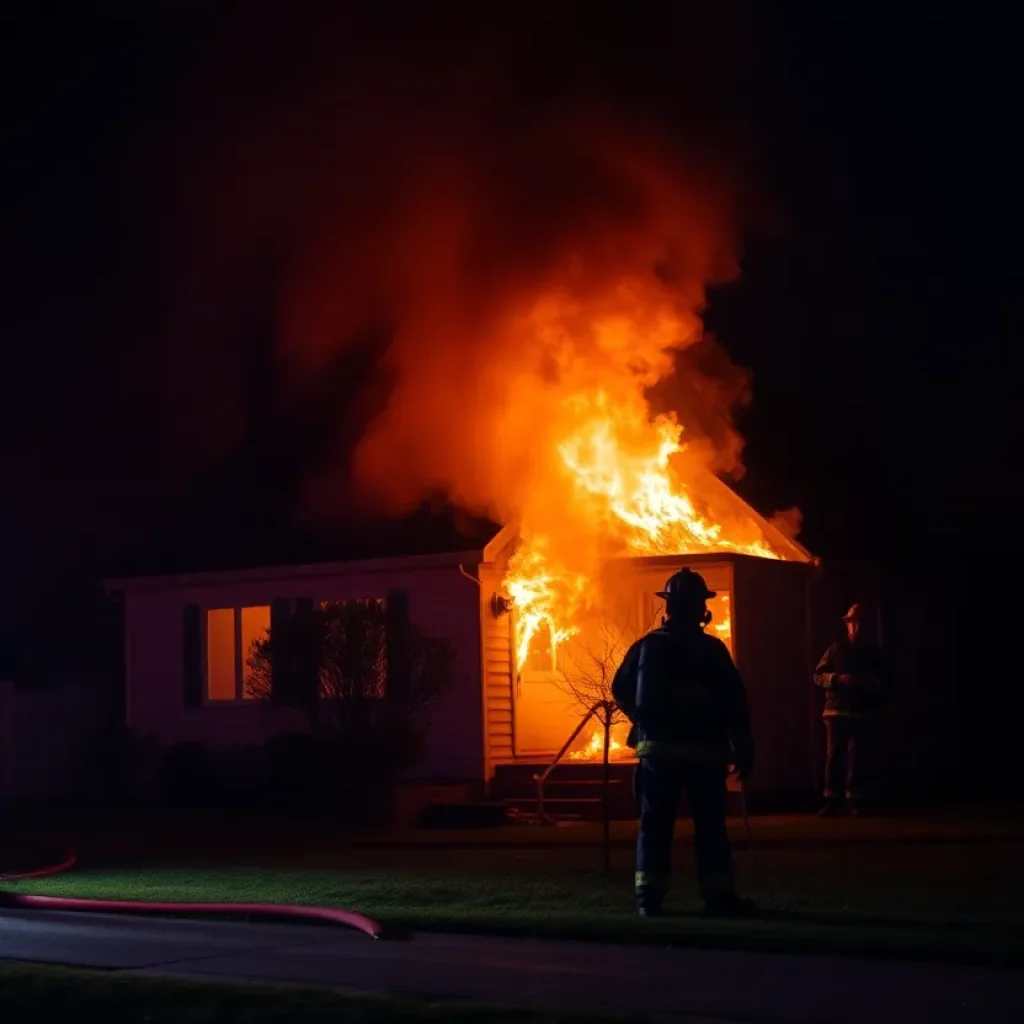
153;3;760;534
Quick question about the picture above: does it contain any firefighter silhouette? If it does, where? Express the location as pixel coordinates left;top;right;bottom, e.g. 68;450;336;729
813;602;886;815
612;568;755;917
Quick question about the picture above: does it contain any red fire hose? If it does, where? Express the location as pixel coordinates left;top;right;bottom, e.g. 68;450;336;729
0;840;385;940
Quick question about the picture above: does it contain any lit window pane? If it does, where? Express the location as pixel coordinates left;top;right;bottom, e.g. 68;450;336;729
524;622;560;674
206;609;236;701
707;592;733;657
241;605;271;699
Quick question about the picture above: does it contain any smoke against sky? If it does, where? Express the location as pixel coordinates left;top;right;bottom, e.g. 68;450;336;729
300;125;748;524
147;3;760;534
1;0;1012;668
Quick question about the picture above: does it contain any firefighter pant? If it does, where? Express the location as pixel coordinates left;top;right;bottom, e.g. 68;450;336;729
824;715;875;802
634;756;736;910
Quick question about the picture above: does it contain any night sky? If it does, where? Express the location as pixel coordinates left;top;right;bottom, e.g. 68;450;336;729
1;3;1018;672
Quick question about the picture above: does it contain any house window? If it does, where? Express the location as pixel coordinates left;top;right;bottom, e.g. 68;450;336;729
642;590;734;656
205;605;271;702
522;622;564;675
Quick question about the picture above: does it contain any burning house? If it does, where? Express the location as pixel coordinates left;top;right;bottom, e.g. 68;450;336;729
95;15;860;817
476;470;818;803
109;469;819;818
107;114;828;814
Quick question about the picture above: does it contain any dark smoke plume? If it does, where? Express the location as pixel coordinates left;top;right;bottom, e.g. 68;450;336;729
146;2;758;530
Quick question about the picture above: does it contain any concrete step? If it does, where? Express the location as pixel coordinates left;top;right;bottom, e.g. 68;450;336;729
496;778;627;800
504;808;585;825
491;764;634;796
502;795;604;806
493;763;636;783
491;763;638;822
501;793;638;822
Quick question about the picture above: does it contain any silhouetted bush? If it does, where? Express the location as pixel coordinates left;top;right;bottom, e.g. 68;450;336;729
249;598;453;819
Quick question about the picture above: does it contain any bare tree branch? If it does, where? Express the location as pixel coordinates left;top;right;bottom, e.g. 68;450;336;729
555;615;643;728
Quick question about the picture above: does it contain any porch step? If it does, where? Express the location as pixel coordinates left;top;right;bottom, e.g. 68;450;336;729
538;777;625;786
493;762;637;785
504;795;604;805
505;808;585;825
510;779;625;797
492;764;638;822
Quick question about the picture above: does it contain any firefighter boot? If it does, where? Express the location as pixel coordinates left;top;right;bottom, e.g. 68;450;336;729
635;872;669;917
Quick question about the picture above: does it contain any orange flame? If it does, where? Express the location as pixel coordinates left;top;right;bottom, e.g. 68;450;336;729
324;162;797;674
566;721;637;762
711;593;732;648
504;383;782;670
567;727;624;761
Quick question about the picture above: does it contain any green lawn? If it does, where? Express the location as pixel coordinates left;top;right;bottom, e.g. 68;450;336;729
8;838;1024;965
6;811;1024;965
0;964;654;1023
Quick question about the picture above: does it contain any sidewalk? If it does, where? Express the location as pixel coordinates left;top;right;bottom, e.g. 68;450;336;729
349;810;1024;849
2;908;1022;1023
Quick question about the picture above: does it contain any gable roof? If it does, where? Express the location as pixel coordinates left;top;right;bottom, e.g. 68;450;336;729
697;471;815;563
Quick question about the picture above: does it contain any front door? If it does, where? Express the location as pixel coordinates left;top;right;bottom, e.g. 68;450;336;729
514;667;581;757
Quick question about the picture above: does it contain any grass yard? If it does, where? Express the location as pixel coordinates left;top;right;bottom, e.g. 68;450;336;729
0;964;659;1023
7;836;1024;965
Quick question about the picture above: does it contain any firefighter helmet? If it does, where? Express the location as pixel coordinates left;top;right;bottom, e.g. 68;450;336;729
656;568;716;603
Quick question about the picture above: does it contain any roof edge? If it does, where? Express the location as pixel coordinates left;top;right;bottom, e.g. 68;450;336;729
104;547;489;594
698;472;816;564
482;522;519;562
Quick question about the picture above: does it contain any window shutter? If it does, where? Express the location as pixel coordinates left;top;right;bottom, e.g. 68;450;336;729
269;598;291;705
182;603;203;709
385;589;411;701
293;597;318;710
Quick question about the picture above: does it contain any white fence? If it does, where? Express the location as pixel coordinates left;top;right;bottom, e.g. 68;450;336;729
0;679;110;804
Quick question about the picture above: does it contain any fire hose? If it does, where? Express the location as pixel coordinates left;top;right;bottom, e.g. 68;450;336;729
3;773;767;932
0;837;385;939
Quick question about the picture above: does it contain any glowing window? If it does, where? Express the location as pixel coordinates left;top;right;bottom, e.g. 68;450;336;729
643;590;733;657
523;622;563;675
205;605;270;702
206;609;237;702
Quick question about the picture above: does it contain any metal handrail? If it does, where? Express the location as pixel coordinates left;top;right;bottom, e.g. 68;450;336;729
532;700;613;826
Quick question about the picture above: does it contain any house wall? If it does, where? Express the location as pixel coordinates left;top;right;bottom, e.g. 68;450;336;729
479;563;514;775
122;562;485;785
732;557;817;796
